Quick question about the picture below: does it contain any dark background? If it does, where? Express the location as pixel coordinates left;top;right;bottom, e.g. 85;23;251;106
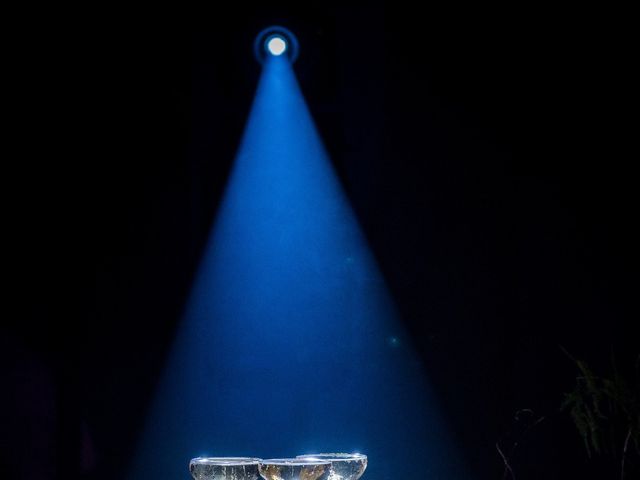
2;2;637;479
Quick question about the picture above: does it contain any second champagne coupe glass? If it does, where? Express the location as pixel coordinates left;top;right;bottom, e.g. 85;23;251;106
259;458;332;480
296;453;367;480
189;457;261;480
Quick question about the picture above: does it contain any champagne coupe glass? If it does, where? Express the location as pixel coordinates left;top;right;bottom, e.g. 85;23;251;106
258;458;332;480
189;457;261;480
296;453;367;480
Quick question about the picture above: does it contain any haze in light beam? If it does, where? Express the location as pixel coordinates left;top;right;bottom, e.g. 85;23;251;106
127;54;470;480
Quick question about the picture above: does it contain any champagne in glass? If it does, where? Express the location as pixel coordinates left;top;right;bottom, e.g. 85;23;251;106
189;457;261;480
259;458;331;480
296;453;367;480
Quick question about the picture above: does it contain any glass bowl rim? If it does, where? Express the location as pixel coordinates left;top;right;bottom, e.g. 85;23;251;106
190;457;261;466
296;453;367;462
259;458;332;466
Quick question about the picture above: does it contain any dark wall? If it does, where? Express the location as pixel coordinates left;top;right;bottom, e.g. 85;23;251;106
3;2;637;479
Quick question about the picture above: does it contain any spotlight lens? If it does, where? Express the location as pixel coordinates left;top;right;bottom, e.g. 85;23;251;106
267;36;287;56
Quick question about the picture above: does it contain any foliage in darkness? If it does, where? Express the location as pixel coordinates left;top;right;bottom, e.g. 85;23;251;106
561;349;639;478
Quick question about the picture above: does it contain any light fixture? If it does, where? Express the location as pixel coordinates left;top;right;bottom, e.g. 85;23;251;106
267;35;287;56
254;26;299;64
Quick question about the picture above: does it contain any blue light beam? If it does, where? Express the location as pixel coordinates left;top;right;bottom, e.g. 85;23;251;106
127;53;470;479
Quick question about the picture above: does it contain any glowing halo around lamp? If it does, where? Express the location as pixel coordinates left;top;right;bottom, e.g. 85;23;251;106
254;25;299;64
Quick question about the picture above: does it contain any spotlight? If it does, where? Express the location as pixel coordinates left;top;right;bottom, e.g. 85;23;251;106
255;26;299;64
267;35;287;56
